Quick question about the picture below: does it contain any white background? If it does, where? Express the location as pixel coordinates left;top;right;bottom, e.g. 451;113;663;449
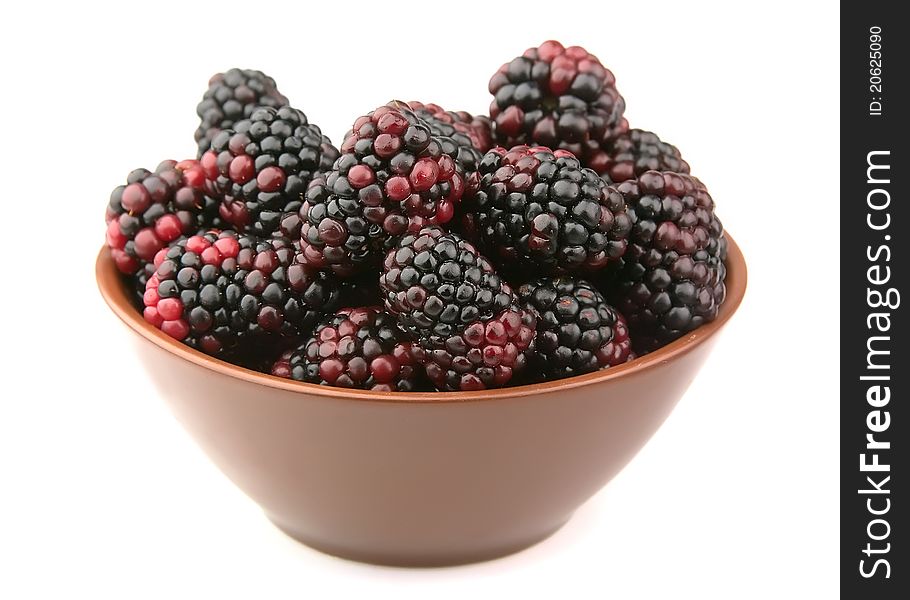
0;1;838;598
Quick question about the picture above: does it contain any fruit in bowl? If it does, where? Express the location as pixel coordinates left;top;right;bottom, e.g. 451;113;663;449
98;45;745;566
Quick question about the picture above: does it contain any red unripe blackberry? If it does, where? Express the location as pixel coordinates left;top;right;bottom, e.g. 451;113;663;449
489;40;627;169
194;68;289;158
463;145;633;274
271;306;421;391
143;231;340;356
296;102;472;276
380;226;536;391
201;106;339;236
594;128;690;182
106;159;219;279
609;171;727;353
518;276;633;380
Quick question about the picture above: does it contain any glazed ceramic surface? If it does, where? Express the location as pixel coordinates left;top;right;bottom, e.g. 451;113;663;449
97;237;746;566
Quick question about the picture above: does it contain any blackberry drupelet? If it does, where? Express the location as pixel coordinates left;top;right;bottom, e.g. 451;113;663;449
518;276;633;380
296;102;471;276
380;226;536;391
143;231;340;356
407;101;493;156
610;171;727;353
463;145;633;273
488;40;627;169
270;348;294;378
597;129;690;182
201;106;339;236
106;159;219;279
271;306;420;391
194;68;289;158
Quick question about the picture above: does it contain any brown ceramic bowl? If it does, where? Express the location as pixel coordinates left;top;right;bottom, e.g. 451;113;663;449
97;236;746;567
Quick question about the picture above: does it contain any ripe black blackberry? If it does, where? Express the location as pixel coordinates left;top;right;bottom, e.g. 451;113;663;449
271;306;420;391
380;226;536;391
194;68;289;157
518;276;633;380
597;129;690;183
610;171;727;353
296;102;471;277
201;106;339;237
463;145;633;273
489;40;627;170
143;231;340;356
106;159;219;279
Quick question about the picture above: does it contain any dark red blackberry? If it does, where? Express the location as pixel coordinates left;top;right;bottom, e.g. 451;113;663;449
595;129;690;182
194;68;289;157
609;171;727;353
406;101;493;155
380;226;536;391
518;276;632;380
296;103;470;276
463;145;633;273
489;40;627;169
106;159;219;278
143;231;340;356
271;306;420;391
201;106;339;236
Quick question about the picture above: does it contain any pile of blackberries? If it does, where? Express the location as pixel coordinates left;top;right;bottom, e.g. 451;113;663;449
104;41;727;392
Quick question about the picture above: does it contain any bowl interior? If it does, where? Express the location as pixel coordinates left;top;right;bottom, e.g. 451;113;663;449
96;235;746;402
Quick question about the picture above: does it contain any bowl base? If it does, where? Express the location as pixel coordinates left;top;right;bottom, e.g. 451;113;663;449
266;514;572;568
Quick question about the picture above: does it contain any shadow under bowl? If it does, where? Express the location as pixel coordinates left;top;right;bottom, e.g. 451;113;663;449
96;235;747;567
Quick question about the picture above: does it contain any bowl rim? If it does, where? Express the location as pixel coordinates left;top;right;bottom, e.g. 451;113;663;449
96;235;746;403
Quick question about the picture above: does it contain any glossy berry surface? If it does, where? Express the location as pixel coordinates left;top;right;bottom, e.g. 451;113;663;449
596;129;690;182
106;159;218;278
201;106;338;236
609;171;727;353
194;68;289;158
463;145;633;273
406;101;493;157
271;306;420;391
489;40;627;170
518;276;633;380
143;231;340;356
380;226;536;391
296;103;472;276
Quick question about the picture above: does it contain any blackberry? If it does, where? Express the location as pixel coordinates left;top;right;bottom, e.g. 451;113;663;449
595;129;690;182
201;106;339;236
380;226;536;391
610;171;727;353
296;102;471;276
463;145;633;273
194;68;289;157
143;231;340;356
106;159;219;278
271;306;420;391
407;101;493;157
518;276;633;380
488;40;627;169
